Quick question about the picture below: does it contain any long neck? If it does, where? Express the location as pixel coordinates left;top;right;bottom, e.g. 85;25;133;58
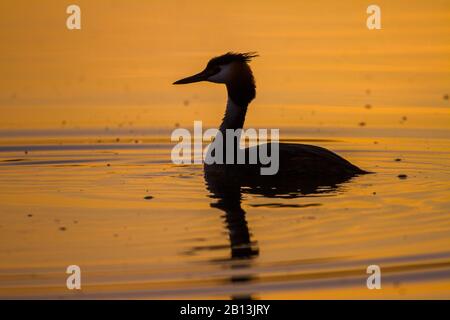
216;62;256;155
219;96;248;133
217;92;250;160
219;63;255;133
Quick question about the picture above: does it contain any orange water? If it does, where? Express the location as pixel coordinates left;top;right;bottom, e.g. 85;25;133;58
1;0;450;299
1;125;450;299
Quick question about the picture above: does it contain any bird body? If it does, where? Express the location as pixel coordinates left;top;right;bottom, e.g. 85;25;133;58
174;52;369;182
204;142;367;184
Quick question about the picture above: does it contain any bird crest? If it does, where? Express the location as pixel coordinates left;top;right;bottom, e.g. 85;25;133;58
207;52;258;68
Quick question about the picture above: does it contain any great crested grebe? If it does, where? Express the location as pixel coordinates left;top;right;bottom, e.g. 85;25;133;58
173;52;369;183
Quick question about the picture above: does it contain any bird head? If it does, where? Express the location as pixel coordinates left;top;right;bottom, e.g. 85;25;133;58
173;52;258;85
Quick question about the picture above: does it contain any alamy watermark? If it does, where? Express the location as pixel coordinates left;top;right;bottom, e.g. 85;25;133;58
66;4;81;30
66;265;81;290
366;265;382;289
65;5;380;31
367;4;381;30
171;121;280;175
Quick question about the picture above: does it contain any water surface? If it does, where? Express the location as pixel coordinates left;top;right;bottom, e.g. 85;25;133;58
1;126;450;299
1;0;450;299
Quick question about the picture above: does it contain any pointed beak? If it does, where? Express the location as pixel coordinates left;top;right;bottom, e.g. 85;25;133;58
173;69;210;85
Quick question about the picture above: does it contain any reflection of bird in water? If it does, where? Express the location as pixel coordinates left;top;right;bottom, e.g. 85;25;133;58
174;52;370;180
204;170;353;300
206;179;258;300
207;179;259;261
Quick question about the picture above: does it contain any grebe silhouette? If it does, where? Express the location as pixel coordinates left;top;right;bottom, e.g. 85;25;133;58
174;52;369;181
